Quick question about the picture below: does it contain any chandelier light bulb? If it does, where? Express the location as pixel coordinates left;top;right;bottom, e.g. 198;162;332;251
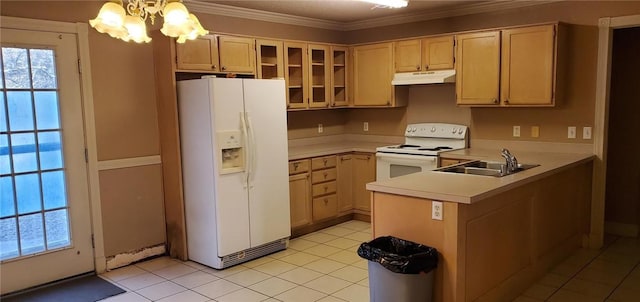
163;2;190;25
90;2;127;38
123;15;152;43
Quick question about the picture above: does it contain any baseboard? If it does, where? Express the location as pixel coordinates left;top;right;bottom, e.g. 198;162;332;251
604;221;639;237
291;214;354;238
105;244;166;270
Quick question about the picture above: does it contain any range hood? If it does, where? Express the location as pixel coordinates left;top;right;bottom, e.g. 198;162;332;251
392;69;456;85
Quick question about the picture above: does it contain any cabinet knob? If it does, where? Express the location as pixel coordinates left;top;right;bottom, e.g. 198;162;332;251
221;66;227;71
324;198;328;204
294;163;299;170
212;65;217;70
504;99;510;104
387;101;391;106
324;186;328;192
323;159;327;165
416;65;421;70
493;99;498;104
323;172;328;178
425;64;429;70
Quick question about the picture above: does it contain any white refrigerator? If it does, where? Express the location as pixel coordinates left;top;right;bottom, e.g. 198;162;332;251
177;77;291;269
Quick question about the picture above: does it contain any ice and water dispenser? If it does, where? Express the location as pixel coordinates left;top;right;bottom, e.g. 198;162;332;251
216;130;244;174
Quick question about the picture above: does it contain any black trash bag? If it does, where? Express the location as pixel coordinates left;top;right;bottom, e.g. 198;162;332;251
357;236;438;274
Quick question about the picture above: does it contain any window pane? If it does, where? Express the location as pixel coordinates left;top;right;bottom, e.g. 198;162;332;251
0;93;6;132
7;91;34;132
34;92;60;130
30;49;57;89
0;217;19;260
2;47;31;89
15;173;41;214
0;176;15;218
0;134;10;175
42;171;66;210
45;209;69;249
19;213;45;255
11;133;38;173
38;131;63;170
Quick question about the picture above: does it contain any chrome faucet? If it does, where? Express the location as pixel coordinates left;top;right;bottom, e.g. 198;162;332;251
501;148;519;174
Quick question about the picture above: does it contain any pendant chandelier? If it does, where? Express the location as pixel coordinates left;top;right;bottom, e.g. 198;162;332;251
90;0;208;43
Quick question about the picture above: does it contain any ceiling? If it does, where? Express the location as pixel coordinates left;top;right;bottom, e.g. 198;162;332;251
193;0;481;23
186;0;559;30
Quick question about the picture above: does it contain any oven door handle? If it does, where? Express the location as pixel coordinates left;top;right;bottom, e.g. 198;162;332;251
376;152;437;164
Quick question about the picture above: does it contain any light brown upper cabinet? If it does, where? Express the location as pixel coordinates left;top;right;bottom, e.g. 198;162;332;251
501;25;557;106
330;46;349;107
423;36;455;71
455;31;501;105
353;42;407;107
394;36;454;72
308;44;331;109
176;35;255;74
284;42;309;110
175;35;219;71
256;39;284;79
456;24;559;106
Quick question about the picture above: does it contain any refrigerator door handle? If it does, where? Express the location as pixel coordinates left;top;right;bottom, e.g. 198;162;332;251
246;112;257;187
240;111;250;187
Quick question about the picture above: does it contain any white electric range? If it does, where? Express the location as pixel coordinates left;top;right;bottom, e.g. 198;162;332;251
376;123;468;181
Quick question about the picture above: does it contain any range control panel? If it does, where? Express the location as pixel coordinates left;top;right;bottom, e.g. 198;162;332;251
405;123;468;139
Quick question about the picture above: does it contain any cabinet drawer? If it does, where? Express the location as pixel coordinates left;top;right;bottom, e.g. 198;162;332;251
312;194;338;221
311;156;337;170
312;181;337;197
311;168;337;184
289;159;310;174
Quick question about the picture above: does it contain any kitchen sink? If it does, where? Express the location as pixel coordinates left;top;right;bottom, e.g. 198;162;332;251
436;160;539;177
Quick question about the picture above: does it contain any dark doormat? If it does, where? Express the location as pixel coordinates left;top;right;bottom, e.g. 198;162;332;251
2;274;126;302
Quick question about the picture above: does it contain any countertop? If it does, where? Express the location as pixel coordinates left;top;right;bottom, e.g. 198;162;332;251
366;148;595;204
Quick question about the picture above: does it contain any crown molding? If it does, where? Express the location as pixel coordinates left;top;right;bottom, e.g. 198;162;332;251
185;0;562;31
184;1;346;30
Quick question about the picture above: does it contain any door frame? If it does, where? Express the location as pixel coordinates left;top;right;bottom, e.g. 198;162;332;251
1;16;105;273
592;14;640;248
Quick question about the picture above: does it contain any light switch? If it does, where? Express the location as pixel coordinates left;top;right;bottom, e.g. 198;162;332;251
583;127;592;139
568;126;576;139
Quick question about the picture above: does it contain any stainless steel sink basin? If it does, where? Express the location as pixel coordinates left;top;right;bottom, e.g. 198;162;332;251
436;161;539;177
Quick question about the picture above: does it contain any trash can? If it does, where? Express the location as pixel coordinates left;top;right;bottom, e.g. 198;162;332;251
357;236;438;302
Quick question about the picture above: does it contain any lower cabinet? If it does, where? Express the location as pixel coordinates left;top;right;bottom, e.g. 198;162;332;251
337;154;353;213
289;160;312;228
288;152;376;236
353;153;376;213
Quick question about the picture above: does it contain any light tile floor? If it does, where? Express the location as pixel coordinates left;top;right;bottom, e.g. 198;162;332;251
99;221;640;302
514;235;640;302
99;220;372;302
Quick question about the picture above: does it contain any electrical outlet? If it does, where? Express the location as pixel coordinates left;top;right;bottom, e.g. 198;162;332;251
568;126;576;139
531;126;540;138
318;123;323;133
513;126;521;137
583;127;592;139
432;201;443;220
364;122;369;132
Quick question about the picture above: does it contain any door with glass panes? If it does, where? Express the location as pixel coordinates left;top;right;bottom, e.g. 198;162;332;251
0;28;93;294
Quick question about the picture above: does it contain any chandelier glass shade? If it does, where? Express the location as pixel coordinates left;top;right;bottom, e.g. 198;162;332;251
90;0;208;43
